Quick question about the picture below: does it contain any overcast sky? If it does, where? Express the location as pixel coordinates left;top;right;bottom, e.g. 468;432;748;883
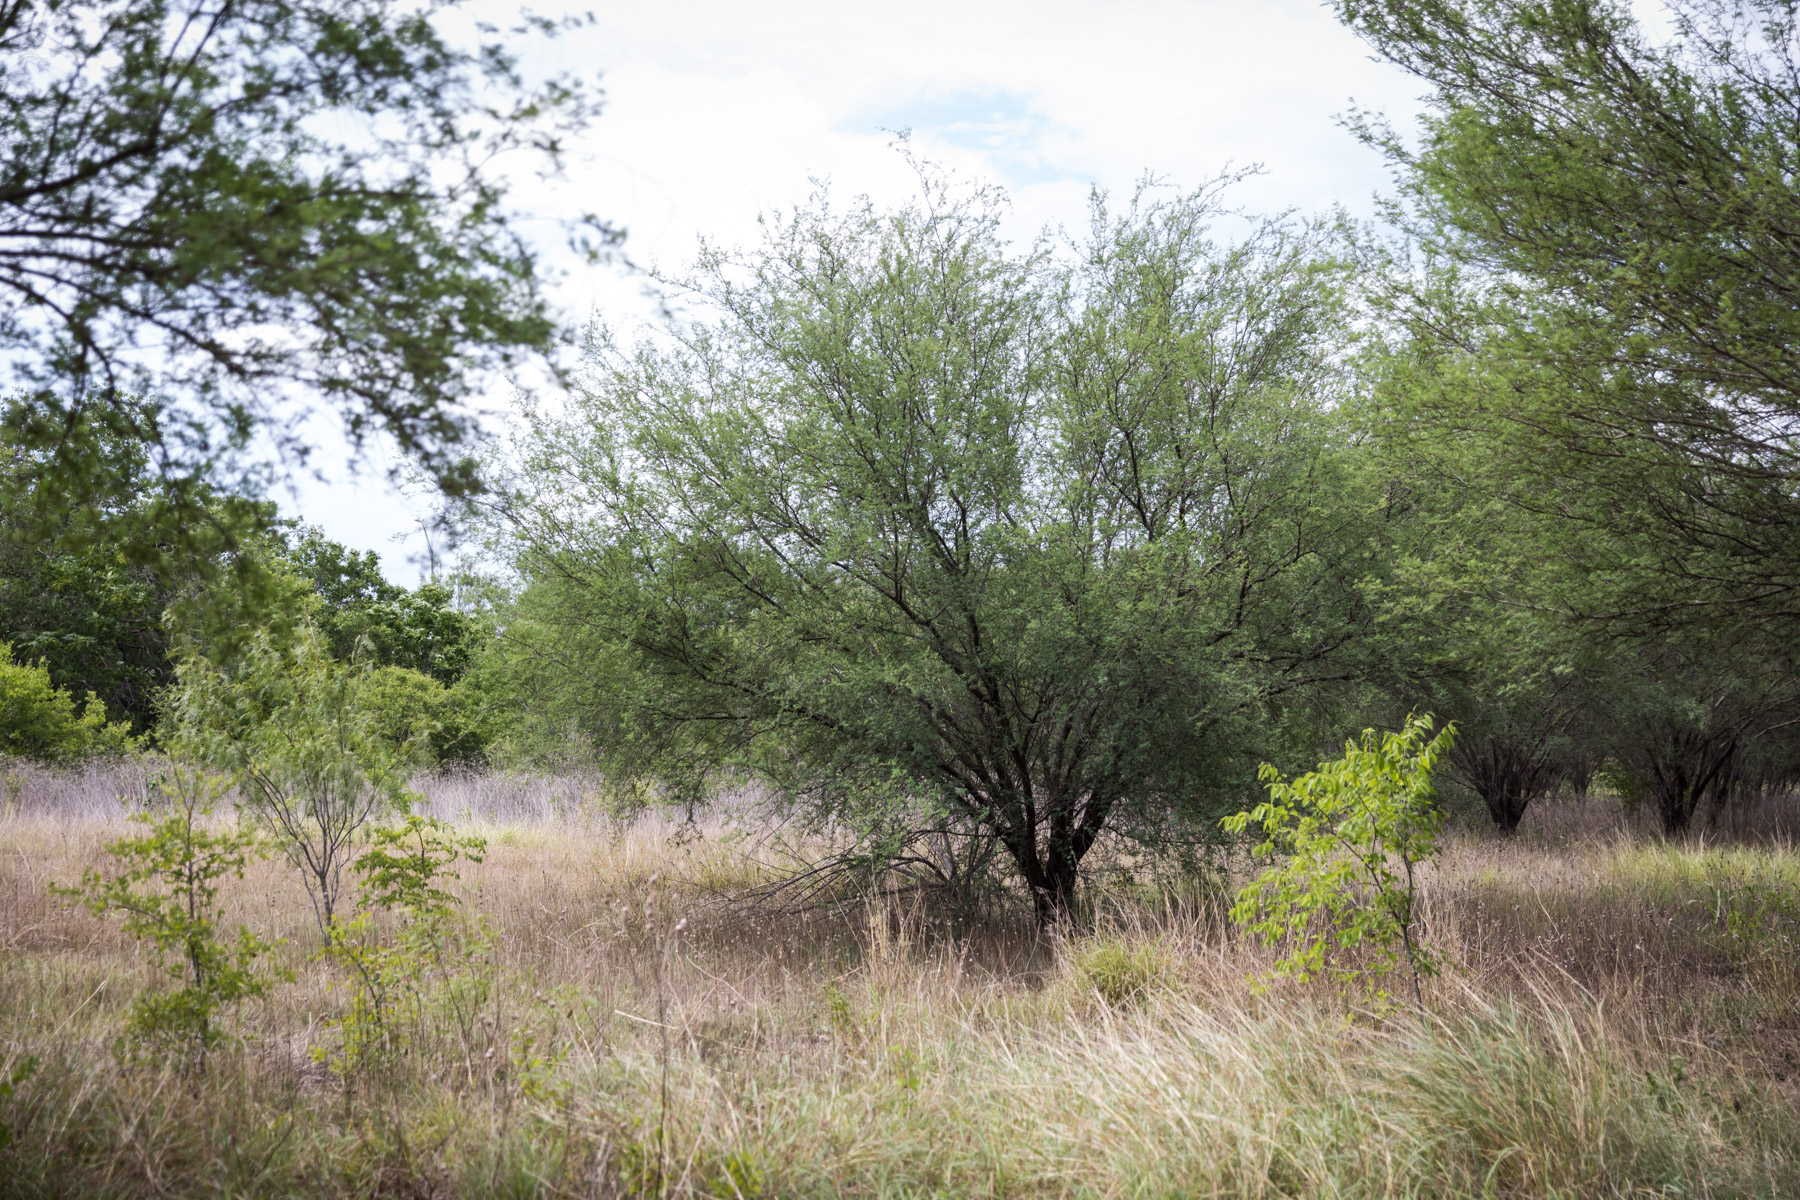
287;0;1429;582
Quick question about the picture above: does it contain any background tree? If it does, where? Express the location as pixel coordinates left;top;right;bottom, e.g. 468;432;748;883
280;527;480;686
1335;0;1800;635
487;172;1379;922
359;665;491;767
1595;632;1800;834
0;395;267;730
1354;366;1604;833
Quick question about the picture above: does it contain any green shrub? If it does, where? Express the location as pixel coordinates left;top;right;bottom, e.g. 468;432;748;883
360;665;490;766
359;665;441;764
1223;713;1454;1008
317;815;490;1079
54;765;281;1068
0;643;136;762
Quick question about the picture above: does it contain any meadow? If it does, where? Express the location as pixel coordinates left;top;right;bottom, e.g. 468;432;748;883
2;764;1798;1199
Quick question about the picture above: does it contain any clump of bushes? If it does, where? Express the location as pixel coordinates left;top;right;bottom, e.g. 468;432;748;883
0;643;136;762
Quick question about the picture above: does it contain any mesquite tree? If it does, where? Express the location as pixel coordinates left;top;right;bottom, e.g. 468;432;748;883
492;169;1378;922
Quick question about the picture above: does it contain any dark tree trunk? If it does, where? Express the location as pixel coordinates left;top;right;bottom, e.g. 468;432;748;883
1632;728;1740;837
1483;787;1531;834
1029;852;1082;927
1453;734;1562;835
1562;749;1603;802
989;787;1109;928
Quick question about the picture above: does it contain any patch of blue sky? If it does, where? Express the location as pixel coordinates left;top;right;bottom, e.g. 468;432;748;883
852;89;1083;187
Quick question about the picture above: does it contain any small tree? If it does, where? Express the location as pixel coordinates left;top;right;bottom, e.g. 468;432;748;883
319;815;489;1079
170;627;414;934
56;765;279;1069
1222;714;1455;1009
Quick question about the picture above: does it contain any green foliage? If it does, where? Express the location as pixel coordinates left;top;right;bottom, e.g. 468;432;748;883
281;528;401;615
281;528;482;686
349;585;482;688
0;397;286;690
359;666;492;767
358;667;441;764
0;425;175;732
1071;938;1167;1007
0;549;166;734
821;982;861;1045
169;626;416;932
493;166;1378;922
318;816;490;1079
54;766;280;1066
1355;281;1800;835
1223;714;1454;1007
1338;0;1800;638
0;0;609;524
1332;0;1800;826
1341;0;1800;432
354;815;486;917
0;643;137;762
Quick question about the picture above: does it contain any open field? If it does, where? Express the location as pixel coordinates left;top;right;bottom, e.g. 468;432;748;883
2;764;1799;1198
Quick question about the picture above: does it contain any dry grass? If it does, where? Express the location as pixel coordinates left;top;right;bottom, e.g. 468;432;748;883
2;764;1798;1198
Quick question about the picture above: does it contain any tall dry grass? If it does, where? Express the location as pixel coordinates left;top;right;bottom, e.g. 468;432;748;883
1;766;1797;1198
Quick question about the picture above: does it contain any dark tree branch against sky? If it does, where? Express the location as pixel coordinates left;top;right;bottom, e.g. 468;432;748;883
0;0;613;514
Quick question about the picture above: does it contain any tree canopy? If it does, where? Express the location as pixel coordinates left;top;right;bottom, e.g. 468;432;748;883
1338;0;1800;635
487;173;1383;920
0;0;609;520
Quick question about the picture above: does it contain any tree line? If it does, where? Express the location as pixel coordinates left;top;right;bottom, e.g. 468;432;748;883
2;0;1797;921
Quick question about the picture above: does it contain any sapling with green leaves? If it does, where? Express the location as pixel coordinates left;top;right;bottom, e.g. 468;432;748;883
55;765;281;1068
318;815;490;1078
170;627;417;935
1222;714;1455;1009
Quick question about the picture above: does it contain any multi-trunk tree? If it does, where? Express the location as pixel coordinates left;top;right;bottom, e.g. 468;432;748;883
489;170;1383;921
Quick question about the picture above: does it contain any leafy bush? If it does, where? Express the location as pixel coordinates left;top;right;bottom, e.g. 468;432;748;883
0;643;136;762
54;765;280;1068
169;627;415;932
359;666;440;763
318;816;490;1079
360;665;490;766
1223;713;1455;1008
